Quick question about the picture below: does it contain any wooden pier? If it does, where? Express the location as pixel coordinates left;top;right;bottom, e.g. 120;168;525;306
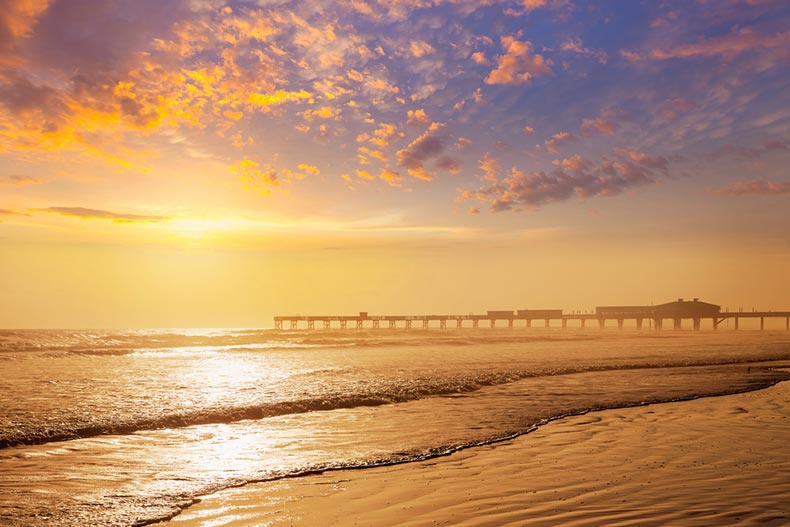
274;300;790;331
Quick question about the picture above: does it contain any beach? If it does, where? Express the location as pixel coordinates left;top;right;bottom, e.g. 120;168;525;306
164;379;790;527
2;330;789;526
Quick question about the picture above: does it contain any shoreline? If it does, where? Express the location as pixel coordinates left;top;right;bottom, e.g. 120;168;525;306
159;378;790;527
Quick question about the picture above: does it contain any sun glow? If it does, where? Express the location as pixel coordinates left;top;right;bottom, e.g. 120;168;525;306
165;218;257;240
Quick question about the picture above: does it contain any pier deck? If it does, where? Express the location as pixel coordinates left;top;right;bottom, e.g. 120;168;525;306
273;310;790;331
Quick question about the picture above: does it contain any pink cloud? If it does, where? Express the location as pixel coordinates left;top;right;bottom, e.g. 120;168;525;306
522;0;548;11
619;49;643;62
470;51;489;65
396;122;459;181
649;29;790;60
485;37;552;85
659;98;698;120
713;179;790;196
717;138;789;159
458;148;670;211
581;117;618;136
478;152;500;182
543;131;578;153
561;38;608;63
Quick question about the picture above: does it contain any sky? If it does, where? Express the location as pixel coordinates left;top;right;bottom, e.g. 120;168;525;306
1;0;789;328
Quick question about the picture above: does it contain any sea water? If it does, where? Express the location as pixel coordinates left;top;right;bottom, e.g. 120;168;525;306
1;329;788;526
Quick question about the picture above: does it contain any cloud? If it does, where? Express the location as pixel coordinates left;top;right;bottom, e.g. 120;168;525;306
580;117;618;136
297;164;320;176
38;206;167;222
302;106;339;121
0;174;42;187
408;40;434;58
478;152;500;181
470;51;489;65
543;131;578;153
0;1;50;49
436;156;460;173
406;108;429;126
619;49;642;62
659;98;698;120
522;0;548;11
561;38;608;63
717;138;789;160
644;29;790;61
248;90;313;108
379;168;404;187
396;122;459;181
458;148;670;211
368;123;404;147
234;159;281;195
712;179;790;196
485;36;551;85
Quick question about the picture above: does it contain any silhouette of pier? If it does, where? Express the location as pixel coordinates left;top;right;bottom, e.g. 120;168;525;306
274;299;790;331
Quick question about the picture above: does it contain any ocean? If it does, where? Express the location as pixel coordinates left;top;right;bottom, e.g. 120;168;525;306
1;329;789;527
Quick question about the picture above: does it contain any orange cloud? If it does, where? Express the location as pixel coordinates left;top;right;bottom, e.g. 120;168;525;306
408;40;435;58
234;159;280;195
0;0;51;62
0;6;290;163
485;37;552;85
369;123;404;147
379;168;404;187
407;108;429;126
479;153;500;182
364;76;400;95
303;106;339;121
522;0;548;12
247;90;313;108
297;164;320;176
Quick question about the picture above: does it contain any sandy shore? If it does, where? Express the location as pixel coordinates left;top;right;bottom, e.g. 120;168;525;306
163;381;790;527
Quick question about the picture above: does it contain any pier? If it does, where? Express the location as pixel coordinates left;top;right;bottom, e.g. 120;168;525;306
274;299;790;331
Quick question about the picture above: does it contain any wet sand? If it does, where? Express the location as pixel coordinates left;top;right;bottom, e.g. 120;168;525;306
163;380;790;527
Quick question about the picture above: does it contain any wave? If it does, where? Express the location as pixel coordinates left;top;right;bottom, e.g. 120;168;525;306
136;374;790;527
7;327;783;356
0;329;607;358
2;358;788;450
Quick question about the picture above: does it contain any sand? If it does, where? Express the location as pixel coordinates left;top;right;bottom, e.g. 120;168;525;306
162;381;790;527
